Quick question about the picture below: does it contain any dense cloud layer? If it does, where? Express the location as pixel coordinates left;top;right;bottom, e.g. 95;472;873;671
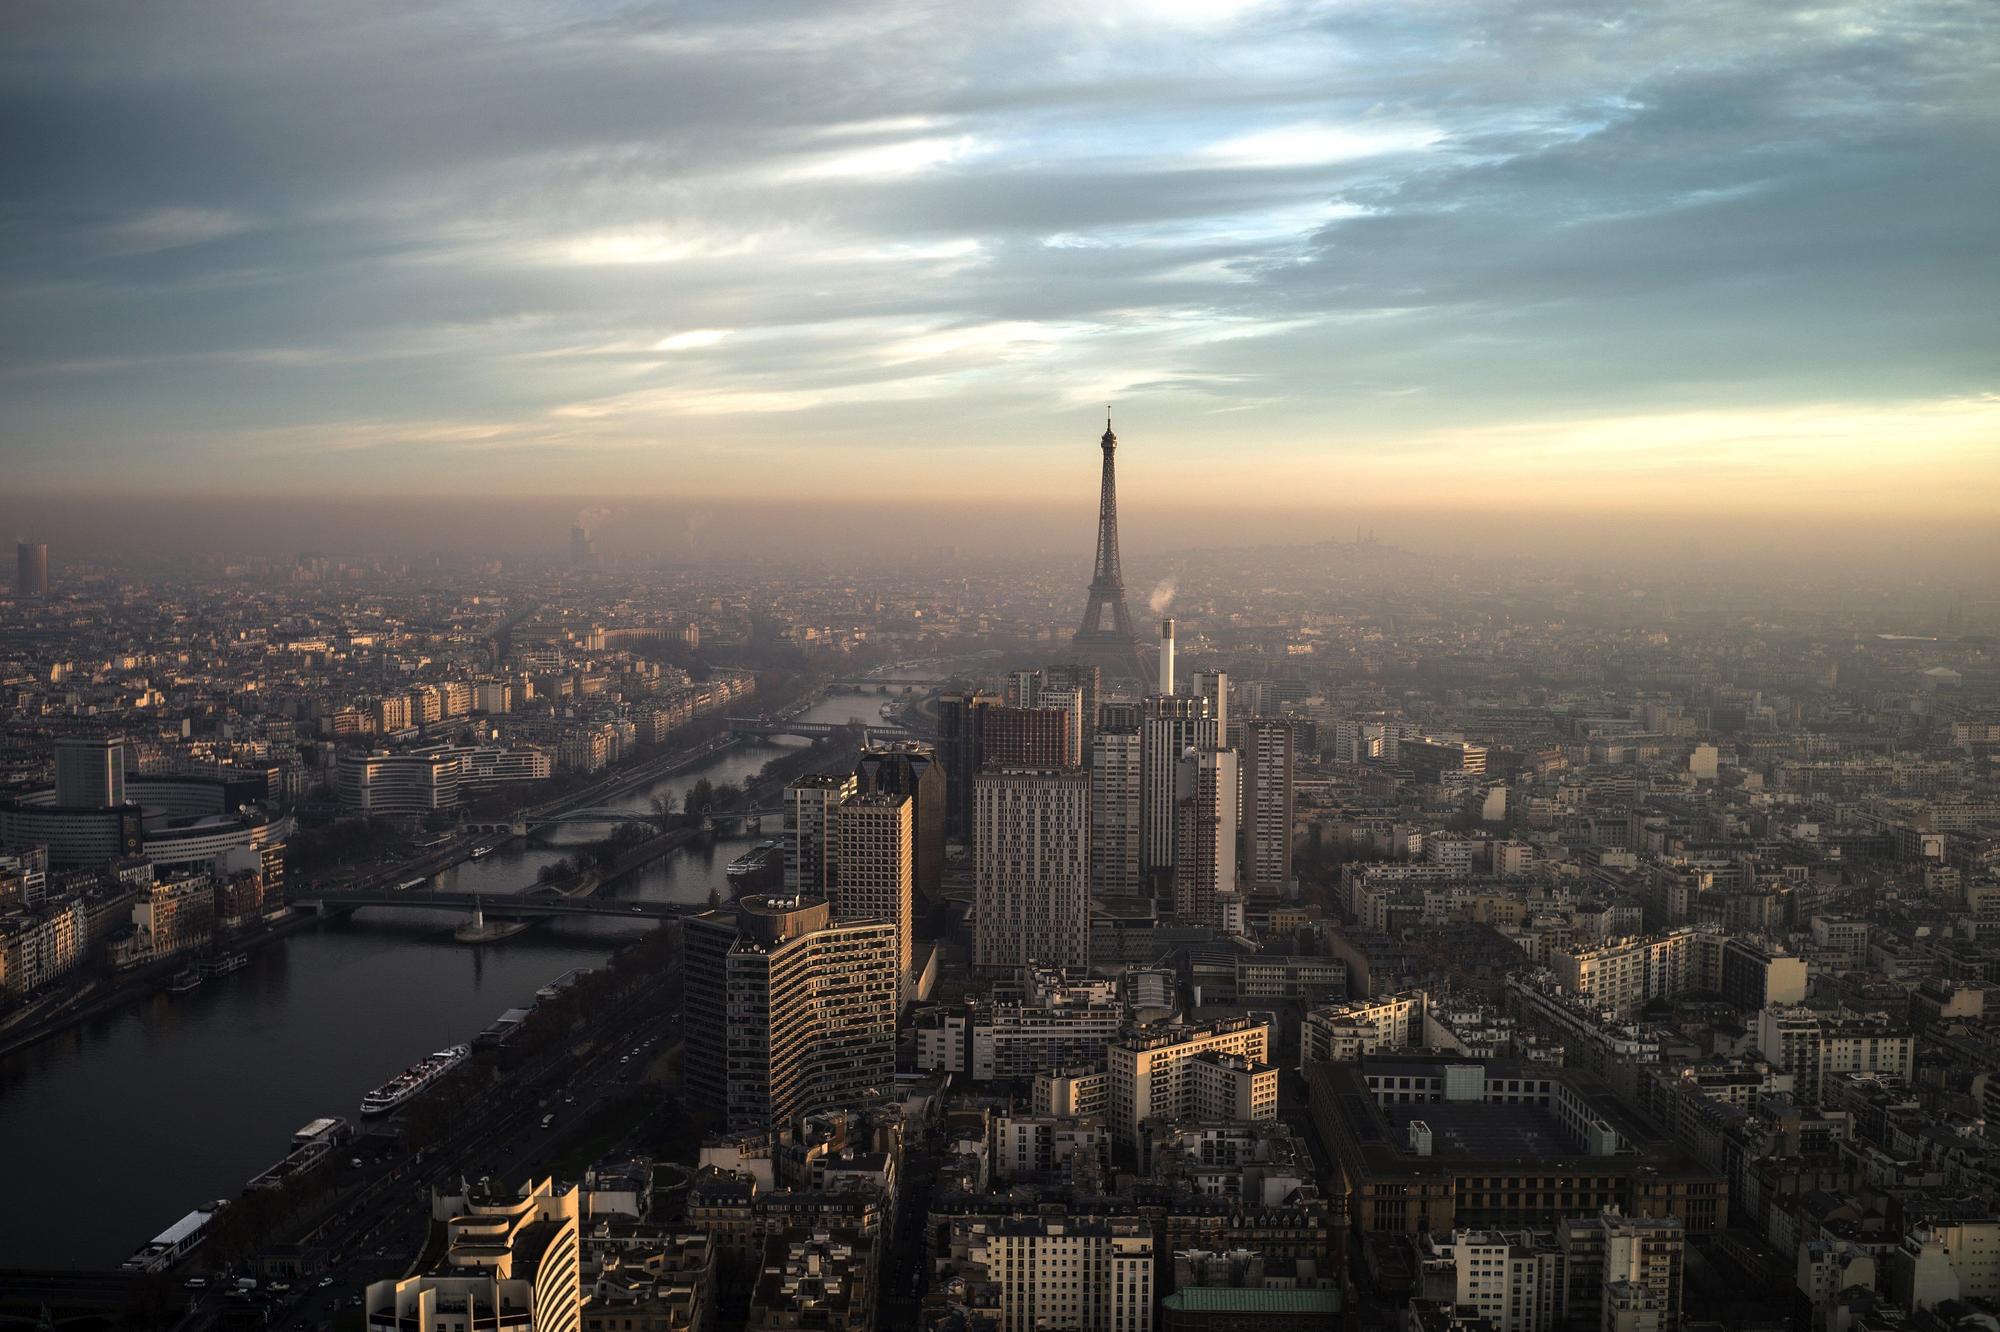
2;0;1994;508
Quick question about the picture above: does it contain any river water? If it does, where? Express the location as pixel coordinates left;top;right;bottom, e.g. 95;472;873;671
0;687;920;1268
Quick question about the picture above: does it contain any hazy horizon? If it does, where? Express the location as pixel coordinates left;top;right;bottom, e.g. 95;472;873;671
4;491;1997;585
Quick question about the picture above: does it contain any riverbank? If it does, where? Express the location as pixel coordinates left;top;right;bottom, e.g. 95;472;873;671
0;683;909;1267
0;908;321;1062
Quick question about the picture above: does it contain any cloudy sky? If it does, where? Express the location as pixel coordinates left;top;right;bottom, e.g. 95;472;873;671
3;0;1996;523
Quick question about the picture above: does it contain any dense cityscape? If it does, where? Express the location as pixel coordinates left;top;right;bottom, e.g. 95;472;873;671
7;1;1998;1329
2;416;1997;1332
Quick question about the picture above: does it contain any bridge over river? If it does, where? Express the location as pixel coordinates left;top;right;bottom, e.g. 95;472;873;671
296;889;699;921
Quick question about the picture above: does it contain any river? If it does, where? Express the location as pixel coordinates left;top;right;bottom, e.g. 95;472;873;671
0;686;924;1269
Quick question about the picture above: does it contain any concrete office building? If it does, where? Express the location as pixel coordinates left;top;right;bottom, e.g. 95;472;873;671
1309;1057;1728;1236
835;792;916;1005
1241;720;1295;893
974;768;1090;973
1401;737;1488;784
54;735;124;809
683;895;899;1135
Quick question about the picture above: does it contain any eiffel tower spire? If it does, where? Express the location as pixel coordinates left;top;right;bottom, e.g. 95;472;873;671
1071;413;1145;687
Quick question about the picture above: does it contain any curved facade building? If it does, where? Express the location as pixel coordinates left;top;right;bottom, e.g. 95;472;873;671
141;809;293;870
364;1177;581;1332
0;800;144;868
684;894;900;1134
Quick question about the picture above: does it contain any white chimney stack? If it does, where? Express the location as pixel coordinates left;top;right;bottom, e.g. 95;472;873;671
1159;617;1176;696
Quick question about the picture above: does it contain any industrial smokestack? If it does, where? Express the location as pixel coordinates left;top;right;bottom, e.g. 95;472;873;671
1159;617;1176;696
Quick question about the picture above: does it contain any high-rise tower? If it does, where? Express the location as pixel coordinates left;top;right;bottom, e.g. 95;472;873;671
1070;417;1145;688
16;542;48;598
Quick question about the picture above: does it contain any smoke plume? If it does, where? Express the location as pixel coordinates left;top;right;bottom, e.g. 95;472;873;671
1148;576;1177;614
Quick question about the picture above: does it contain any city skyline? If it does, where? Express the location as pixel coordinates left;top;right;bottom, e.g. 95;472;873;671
4;1;1997;524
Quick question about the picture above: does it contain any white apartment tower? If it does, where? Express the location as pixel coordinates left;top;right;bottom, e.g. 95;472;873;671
835;792;916;1004
1140;694;1215;875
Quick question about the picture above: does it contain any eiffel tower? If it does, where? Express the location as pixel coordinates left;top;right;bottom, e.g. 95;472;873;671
1070;414;1146;689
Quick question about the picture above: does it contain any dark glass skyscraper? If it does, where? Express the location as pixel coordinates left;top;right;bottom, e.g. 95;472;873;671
16;542;48;598
936;689;998;841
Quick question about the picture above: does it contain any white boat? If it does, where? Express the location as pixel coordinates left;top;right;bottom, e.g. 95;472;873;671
469;844;492;859
359;1044;470;1117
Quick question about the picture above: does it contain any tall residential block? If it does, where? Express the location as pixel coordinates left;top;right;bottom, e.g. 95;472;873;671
683;894;898;1134
1042;663;1101;747
1089;724;1142;895
974;767;1090;974
936;689;999;841
836;792;916;1004
1171;746;1239;927
1193;669;1229;738
784;772;856;896
1140;694;1215;875
1242;719;1295;893
982;705;1080;769
854;741;945;905
16;542;49;598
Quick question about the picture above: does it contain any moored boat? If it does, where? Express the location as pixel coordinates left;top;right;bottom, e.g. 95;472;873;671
726;839;784;893
359;1044;470;1116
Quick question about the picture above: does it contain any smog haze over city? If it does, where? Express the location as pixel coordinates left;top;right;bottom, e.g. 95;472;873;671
4;3;2000;1329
